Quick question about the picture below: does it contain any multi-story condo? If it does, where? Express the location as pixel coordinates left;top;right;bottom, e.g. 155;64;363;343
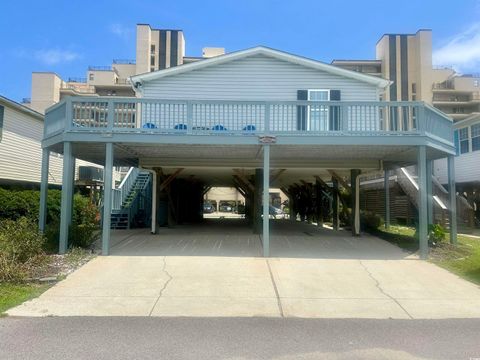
333;29;479;227
26;24;224;115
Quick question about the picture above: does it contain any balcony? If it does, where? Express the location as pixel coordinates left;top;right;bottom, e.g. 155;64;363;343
43;97;453;153
60;84;96;94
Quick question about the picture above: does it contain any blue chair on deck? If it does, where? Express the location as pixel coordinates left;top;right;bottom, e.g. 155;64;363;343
142;122;157;129
174;123;188;131
243;124;256;132
212;124;227;131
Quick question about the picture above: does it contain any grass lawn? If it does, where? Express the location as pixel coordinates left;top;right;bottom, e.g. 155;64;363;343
0;283;50;315
372;225;480;285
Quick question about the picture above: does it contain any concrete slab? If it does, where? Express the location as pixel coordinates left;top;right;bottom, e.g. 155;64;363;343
8;296;157;317
7;220;480;319
151;297;281;317
281;298;410;319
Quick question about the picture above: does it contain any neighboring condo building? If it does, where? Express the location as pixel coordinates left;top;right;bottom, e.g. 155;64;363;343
333;29;480;225
26;24;225;115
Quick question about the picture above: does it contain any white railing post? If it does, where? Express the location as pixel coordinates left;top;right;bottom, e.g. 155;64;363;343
417;103;426;134
186;101;193;134
264;102;270;134
107;99;115;130
342;104;349;131
65;97;73;130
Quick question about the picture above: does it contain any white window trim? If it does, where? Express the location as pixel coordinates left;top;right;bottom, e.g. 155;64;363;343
471;123;480;152
458;126;470;154
307;89;330;131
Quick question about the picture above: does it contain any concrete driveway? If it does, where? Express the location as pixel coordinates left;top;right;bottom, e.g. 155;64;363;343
8;220;480;318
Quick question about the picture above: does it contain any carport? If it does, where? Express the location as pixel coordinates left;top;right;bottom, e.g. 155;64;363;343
38;46;457;259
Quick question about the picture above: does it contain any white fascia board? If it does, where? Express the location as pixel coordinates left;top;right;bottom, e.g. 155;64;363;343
130;46;391;89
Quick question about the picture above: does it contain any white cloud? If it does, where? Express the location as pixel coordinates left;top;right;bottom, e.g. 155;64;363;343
109;23;132;40
34;49;80;65
433;23;480;73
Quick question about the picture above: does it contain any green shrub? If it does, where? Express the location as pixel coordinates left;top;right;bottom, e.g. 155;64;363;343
414;224;447;247
428;224;446;246
361;211;384;230
69;195;99;249
0;188;99;252
0;188;62;223
0;217;47;282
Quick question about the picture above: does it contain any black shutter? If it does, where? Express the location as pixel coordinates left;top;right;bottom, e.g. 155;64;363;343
297;90;308;131
329;90;341;130
330;90;341;101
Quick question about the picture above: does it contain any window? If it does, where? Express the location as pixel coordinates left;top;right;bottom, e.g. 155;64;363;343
307;90;329;131
459;127;469;154
472;124;480;151
150;44;155;54
0;105;4;142
150;55;155;66
474;80;479;87
411;83;417;94
89;73;94;81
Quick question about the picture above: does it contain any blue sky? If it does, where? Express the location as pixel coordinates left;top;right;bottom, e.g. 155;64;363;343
1;0;480;102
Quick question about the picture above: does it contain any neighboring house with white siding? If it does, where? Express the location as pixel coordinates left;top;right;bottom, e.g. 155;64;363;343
0;95;105;188
434;114;480;184
434;114;480;223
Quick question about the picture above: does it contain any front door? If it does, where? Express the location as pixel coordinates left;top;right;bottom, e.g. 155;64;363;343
307;90;330;131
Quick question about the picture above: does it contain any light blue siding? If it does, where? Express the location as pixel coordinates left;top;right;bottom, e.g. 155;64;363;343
141;54;379;101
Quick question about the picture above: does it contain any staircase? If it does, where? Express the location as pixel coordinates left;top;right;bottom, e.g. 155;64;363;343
395;166;474;228
110;168;152;230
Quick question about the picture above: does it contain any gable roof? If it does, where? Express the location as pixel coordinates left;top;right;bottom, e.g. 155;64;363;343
454;112;480;128
0;95;43;121
131;46;391;89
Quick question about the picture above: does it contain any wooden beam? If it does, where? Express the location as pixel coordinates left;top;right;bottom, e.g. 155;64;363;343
327;170;350;191
232;171;254;192
159;168;184;192
300;180;313;188
280;187;290;197
232;177;249;195
314;176;331;190
235;186;246;198
270;169;286;184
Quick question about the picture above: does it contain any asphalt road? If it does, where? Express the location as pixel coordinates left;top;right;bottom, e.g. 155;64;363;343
1;317;480;359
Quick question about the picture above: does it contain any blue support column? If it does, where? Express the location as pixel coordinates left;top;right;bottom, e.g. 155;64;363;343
427;160;433;225
59;142;74;254
70;158;76;226
39;149;50;233
417;146;429;259
253;169;262;234
102;143;114;256
351;169;361;236
315;179;323;227
262;144;270;257
448;155;457;245
332;178;339;231
151;170;158;234
384;169;390;230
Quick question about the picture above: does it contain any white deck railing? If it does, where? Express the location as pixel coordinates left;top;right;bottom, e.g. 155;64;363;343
44;97;454;145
